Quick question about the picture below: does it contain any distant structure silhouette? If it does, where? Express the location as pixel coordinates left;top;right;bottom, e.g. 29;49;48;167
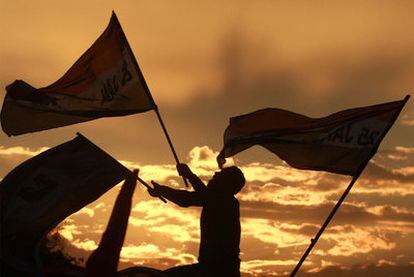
149;163;245;277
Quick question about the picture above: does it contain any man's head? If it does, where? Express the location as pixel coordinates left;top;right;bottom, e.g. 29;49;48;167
207;166;245;195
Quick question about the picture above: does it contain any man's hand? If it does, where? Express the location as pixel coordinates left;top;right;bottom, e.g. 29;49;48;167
176;163;193;178
148;180;162;198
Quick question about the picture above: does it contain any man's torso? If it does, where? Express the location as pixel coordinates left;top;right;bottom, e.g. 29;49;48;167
198;195;240;269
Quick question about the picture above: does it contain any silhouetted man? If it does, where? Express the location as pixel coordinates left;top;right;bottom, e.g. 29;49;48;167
149;164;245;277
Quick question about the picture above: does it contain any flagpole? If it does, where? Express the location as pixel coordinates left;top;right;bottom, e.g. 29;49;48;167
153;105;188;179
153;106;180;166
76;132;167;203
290;175;359;276
113;12;189;187
290;95;410;276
152;106;190;187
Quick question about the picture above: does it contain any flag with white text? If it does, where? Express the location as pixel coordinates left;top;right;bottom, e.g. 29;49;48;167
1;12;155;136
218;96;409;176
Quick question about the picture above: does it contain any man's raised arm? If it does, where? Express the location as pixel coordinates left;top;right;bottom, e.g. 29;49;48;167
176;163;207;193
149;181;203;207
86;169;138;276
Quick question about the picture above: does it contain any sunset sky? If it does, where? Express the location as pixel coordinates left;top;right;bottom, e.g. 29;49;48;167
1;1;414;276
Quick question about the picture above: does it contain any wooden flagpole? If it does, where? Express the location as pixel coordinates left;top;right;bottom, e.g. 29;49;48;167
290;174;358;276
113;12;189;187
290;95;410;276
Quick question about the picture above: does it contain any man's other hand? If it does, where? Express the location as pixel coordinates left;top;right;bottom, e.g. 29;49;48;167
148;180;162;197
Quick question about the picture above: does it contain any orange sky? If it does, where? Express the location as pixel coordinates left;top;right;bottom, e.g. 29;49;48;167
1;1;413;276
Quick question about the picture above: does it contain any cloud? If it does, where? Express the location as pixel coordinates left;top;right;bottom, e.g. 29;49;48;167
120;243;161;259
74;207;95;218
393;166;414;176
0;146;49;156
242;219;309;247
132;200;199;225
300;264;414;277
240;162;319;183
149;225;198;243
1;143;413;275
322;226;396;256
188;146;228;172
345;192;414;211
361;161;414;184
94;202;107;211
58;223;82;242
401;112;414;127
72;239;98;251
131;200;200;244
241;258;309;276
119;146;232;184
387;146;414;161
120;243;197;266
0;145;50;178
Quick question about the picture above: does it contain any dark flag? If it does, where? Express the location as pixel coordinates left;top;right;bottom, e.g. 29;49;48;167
0;134;129;271
1;12;155;136
218;97;409;176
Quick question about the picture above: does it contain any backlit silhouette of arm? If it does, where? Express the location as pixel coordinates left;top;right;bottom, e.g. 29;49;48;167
176;163;206;193
150;181;204;207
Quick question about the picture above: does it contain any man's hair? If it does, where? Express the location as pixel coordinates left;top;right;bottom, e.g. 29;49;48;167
222;166;245;195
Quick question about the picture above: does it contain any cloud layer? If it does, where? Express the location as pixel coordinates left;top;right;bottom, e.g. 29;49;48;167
1;143;413;276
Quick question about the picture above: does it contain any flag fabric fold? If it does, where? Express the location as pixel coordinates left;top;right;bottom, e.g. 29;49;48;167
0;135;129;271
1;12;155;136
218;96;409;176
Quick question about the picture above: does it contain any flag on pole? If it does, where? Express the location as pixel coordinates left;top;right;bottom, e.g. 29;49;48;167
218;96;409;176
1;12;155;136
0;134;129;271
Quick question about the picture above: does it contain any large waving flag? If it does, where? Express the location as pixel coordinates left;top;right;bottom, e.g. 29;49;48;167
218;96;409;176
0;134;129;272
1;12;155;136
